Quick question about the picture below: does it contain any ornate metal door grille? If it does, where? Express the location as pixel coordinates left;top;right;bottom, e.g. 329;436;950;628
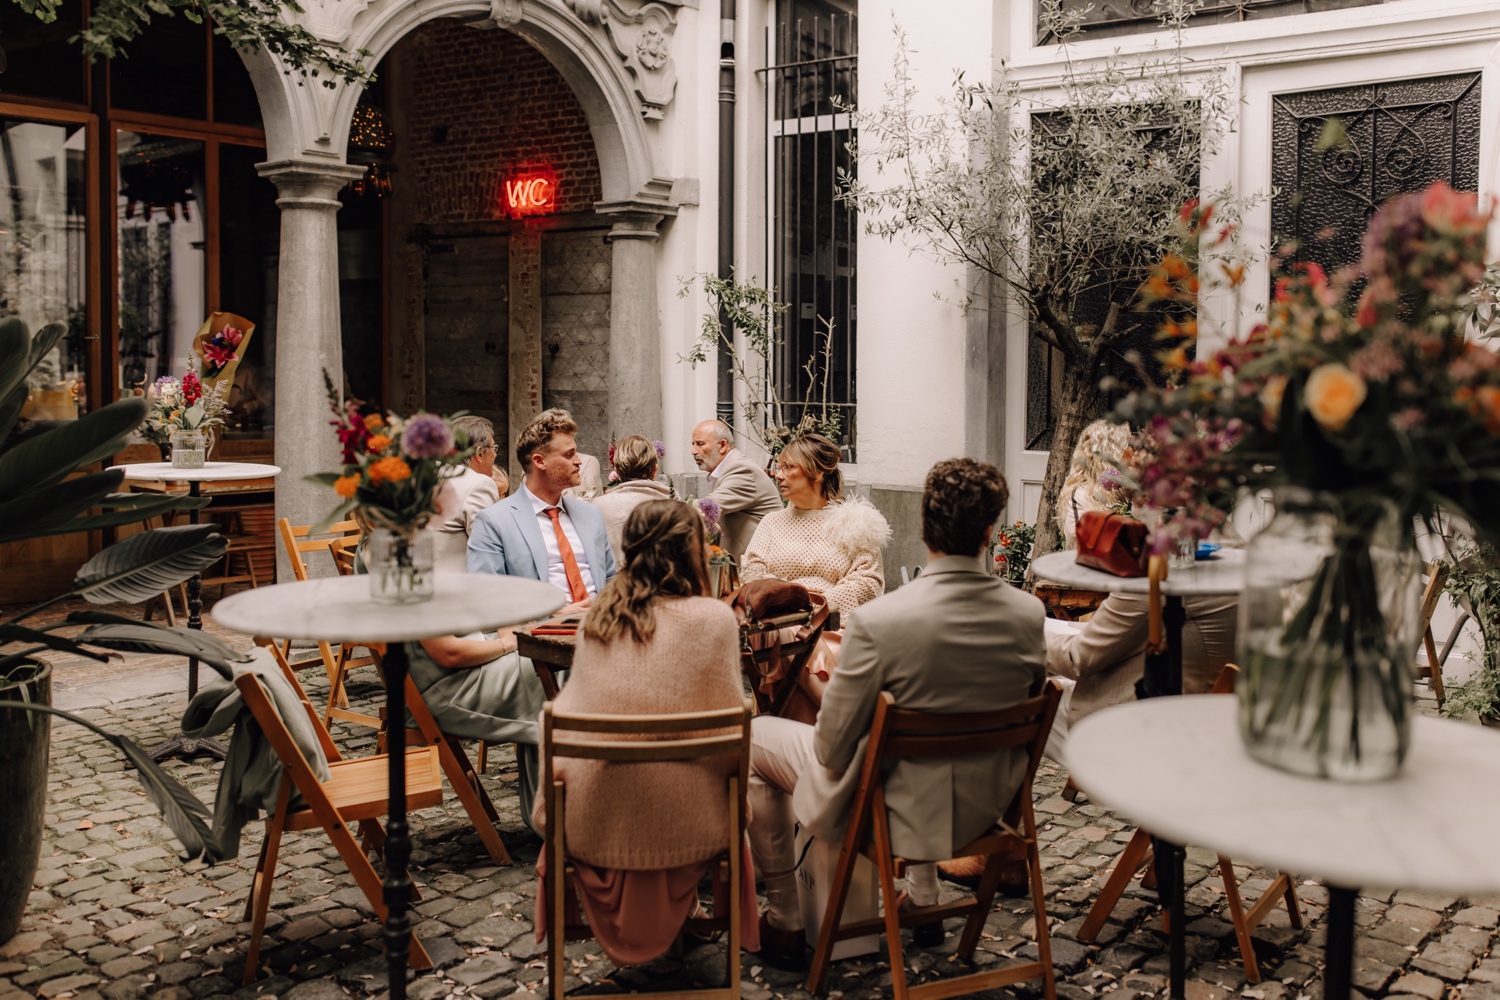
1271;73;1481;281
1039;0;1393;43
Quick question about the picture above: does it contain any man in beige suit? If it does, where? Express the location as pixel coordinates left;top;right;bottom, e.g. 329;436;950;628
692;419;783;559
747;458;1047;969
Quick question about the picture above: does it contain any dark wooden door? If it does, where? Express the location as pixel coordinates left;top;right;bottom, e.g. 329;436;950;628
423;235;509;436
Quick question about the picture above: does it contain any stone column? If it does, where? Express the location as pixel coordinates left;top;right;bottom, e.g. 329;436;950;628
598;204;670;442
258;159;367;582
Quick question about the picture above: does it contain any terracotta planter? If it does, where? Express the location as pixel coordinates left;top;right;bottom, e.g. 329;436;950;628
0;660;51;944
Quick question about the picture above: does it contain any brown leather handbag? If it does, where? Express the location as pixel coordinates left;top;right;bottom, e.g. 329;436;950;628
1074;509;1151;578
722;578;812;626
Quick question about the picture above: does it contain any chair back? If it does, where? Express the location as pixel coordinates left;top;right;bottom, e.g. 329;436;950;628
233;669;335;809
254;638;343;762
856;681;1063;839
1420;559;1451;629
1210;662;1240;696
330;535;360;576
277;517;361;582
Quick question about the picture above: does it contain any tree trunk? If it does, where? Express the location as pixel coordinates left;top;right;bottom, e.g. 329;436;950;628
1030;358;1105;569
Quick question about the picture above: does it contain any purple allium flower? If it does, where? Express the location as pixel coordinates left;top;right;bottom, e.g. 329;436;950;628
402;413;455;459
653;439;666;459
696;497;722;533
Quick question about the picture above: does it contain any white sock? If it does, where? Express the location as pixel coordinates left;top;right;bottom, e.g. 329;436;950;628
907;863;938;907
764;871;803;931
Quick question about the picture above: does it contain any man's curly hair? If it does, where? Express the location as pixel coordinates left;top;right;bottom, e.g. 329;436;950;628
922;458;1009;557
515;407;578;468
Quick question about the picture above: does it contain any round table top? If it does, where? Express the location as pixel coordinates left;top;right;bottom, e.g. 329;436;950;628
212;573;566;642
1067;696;1500;894
110;461;282;482
1031;548;1246;597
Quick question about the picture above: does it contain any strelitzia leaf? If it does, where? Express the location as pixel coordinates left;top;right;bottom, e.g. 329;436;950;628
72;621;250;680
0;624;113;662
0;397;147;494
72;525;228;606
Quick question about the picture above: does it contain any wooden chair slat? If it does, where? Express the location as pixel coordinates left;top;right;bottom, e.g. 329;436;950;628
550;734;746;762
550;707;748;733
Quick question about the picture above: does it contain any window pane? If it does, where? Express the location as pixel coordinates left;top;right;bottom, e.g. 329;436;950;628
212;32;263;128
0;119;88;420
116;131;206;396
0;1;87;105
110;18;207;120
219;143;278;434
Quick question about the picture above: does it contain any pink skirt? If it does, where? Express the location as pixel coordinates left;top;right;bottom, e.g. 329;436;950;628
534;840;760;966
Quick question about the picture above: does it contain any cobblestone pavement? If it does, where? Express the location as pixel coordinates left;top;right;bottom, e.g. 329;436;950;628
2;601;1494;1000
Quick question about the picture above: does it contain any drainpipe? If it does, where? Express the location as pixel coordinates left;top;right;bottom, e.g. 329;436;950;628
716;0;736;428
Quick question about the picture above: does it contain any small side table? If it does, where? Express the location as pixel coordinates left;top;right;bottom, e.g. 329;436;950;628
1069;697;1500;1000
213;573;563;1000
110;461;281;762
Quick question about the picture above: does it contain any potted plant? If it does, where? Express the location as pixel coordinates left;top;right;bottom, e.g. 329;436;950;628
1439;541;1500;726
0;317;247;944
989;520;1040;586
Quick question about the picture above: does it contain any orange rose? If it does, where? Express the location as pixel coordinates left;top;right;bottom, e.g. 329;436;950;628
364;413;385;432
1260;375;1288;426
1304;364;1367;432
368;456;412;485
367;434;392;453
334;474;361;499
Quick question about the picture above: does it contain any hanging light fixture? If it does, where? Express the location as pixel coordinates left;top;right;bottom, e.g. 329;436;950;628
347;101;395;198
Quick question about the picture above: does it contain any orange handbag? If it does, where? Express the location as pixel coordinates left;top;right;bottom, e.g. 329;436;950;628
1074;509;1151;578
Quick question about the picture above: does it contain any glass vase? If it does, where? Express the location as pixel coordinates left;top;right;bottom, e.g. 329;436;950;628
170;428;208;469
367;528;435;605
1237;488;1422;781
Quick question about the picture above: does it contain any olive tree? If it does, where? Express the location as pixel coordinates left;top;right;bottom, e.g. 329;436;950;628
838;0;1236;560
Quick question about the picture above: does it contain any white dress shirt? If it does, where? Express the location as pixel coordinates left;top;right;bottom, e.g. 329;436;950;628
524;484;598;599
709;448;742;481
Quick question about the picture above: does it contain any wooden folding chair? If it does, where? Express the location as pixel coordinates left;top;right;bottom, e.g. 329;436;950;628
806;682;1064;1000
541;700;753;1000
1074;665;1302;983
740;599;837;717
276;517;380;728
366;646;514;866
1415;559;1452;707
235;642;442;984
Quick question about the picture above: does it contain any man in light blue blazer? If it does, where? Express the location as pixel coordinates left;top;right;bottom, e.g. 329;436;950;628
467;408;617;598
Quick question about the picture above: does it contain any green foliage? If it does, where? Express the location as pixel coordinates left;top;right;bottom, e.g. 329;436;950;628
679;271;844;458
0;316;245;862
16;0;373;90
1440;540;1500;721
987;520;1046;584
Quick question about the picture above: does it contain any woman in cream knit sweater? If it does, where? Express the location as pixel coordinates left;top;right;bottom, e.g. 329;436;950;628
740;433;891;613
531;499;758;965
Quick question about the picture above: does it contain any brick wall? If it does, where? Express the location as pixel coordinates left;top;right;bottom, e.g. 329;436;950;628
401;20;603;222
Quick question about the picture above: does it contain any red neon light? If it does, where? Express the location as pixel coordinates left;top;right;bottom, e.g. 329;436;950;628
503;170;557;217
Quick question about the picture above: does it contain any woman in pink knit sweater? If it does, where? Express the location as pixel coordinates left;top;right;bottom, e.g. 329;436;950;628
532;499;759;965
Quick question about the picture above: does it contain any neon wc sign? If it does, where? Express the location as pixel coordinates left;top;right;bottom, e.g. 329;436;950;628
503;171;557;217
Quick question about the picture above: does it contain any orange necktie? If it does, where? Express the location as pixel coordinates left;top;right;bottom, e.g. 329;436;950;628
544;507;589;603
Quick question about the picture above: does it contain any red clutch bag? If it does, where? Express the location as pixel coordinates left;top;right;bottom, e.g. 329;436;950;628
1075;509;1150;578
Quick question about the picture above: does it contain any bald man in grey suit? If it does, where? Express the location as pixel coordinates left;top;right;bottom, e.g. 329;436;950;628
692;419;783;559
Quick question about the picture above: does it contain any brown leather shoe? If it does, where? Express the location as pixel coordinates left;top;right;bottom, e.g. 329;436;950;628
755;913;808;972
937;855;1031;898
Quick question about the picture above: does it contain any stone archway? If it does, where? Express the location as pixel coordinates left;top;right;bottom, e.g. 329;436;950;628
237;0;680;566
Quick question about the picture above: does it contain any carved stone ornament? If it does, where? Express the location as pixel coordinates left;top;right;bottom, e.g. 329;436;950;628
491;0;524;27
561;0;680;119
295;0;373;44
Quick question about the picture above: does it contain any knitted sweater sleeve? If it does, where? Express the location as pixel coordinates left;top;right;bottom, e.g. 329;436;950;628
738;519;771;583
821;546;884;614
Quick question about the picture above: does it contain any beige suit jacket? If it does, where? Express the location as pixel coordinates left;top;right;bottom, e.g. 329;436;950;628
428;466;501;574
1046;592;1238;725
792;556;1047;861
707;450;784;559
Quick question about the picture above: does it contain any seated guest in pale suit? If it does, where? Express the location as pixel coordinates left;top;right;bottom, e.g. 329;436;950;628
692;419;783;560
564;450;605;500
468;407;617;612
748;458;1046;969
590;434;671;565
426;415;502;574
530;499;760;965
1044;422;1237;762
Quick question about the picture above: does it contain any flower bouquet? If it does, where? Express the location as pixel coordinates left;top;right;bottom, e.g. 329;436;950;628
308;373;475;603
695;496;739;597
1114;182;1500;779
143;358;231;468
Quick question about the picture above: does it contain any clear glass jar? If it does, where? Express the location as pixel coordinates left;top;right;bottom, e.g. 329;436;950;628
170;428;207;469
366;528;435;605
1237;488;1421;781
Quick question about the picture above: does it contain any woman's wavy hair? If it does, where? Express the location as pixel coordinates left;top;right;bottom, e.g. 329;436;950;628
583;499;711;645
779;433;843;503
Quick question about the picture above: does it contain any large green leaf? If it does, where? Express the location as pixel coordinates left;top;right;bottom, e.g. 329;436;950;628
72;524;228;606
0;701;221;862
0;317;33;402
0;397;148;497
0;469;126;544
72;621;251;680
51;496;211;537
0;624;112;661
0;382;27;446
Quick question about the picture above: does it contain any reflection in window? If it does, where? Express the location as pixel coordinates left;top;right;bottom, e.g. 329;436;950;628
0;119;88;420
219;144;280;434
116;132;206;396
